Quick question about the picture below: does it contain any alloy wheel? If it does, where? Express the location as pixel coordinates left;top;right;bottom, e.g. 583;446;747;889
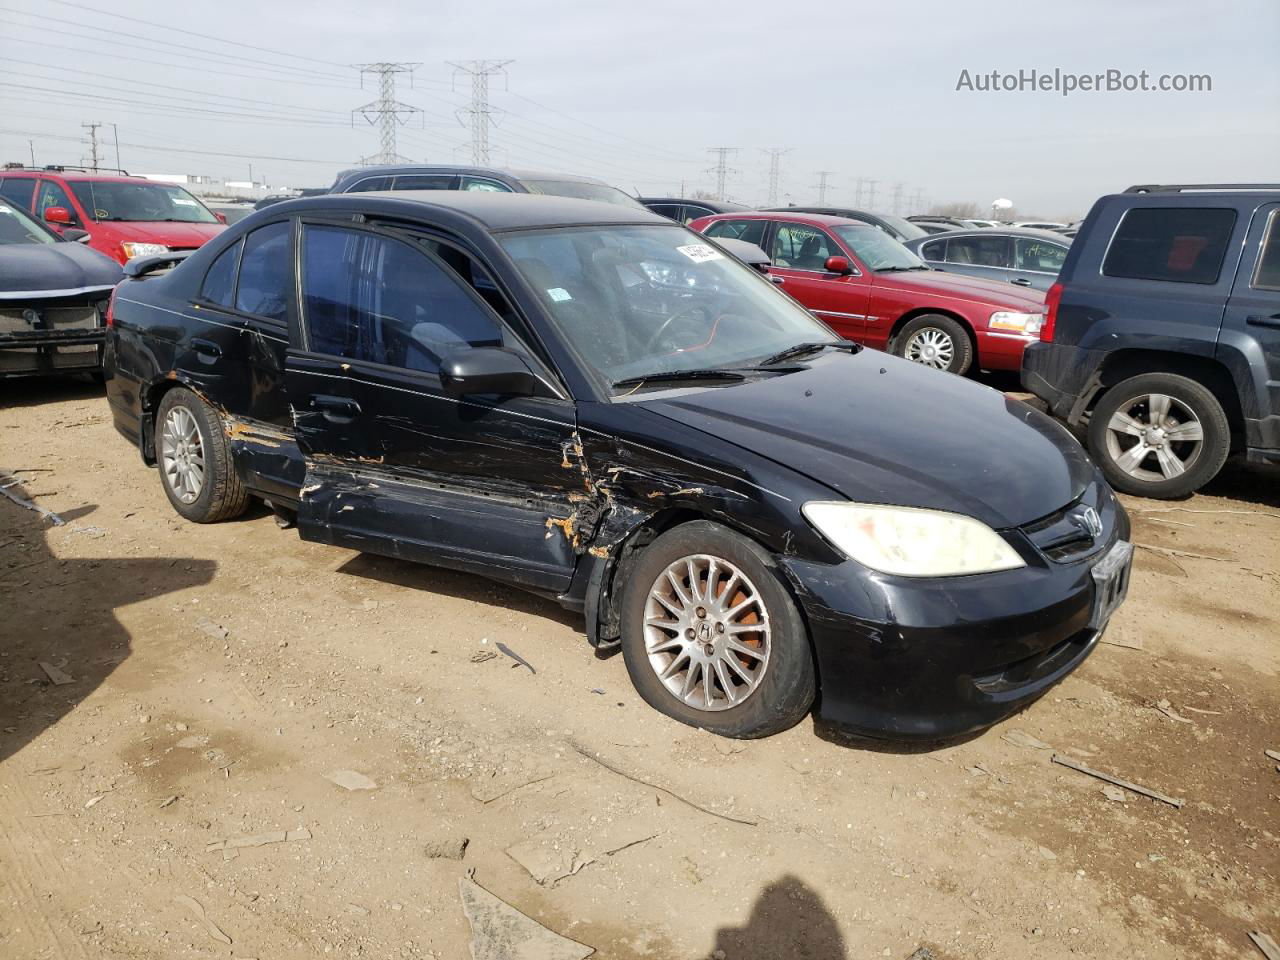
160;406;206;504
904;328;955;369
642;554;772;712
1103;392;1204;482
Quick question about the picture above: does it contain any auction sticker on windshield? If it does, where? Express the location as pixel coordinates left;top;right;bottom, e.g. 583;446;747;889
676;243;724;264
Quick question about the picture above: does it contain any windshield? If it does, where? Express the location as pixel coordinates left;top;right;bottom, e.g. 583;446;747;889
878;214;927;241
500;225;836;390
522;179;647;211
834;226;926;271
66;181;218;224
0;202;57;245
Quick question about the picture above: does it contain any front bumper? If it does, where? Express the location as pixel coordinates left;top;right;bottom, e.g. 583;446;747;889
783;484;1131;740
0;328;105;377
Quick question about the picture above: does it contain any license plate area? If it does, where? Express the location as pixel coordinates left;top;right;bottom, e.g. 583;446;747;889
1090;540;1133;631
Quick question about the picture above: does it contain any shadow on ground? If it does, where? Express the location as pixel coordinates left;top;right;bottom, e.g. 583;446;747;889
0;475;215;766
701;874;848;960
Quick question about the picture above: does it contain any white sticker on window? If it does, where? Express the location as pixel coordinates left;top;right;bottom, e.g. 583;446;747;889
676;243;724;264
0;205;10;214
172;198;198;206
547;287;573;302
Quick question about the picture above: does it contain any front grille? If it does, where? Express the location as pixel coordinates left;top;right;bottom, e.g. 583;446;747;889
0;296;106;337
1021;486;1108;563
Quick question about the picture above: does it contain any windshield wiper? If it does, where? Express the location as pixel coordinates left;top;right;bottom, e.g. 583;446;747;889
875;265;930;272
612;368;747;389
757;340;860;367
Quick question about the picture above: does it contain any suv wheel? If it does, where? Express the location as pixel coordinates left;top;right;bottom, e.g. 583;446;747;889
619;520;815;738
893;314;973;375
156;387;249;523
1087;373;1230;498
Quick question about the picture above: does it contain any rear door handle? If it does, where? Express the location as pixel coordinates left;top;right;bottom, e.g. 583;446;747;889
190;337;222;358
1011;278;1034;287
309;394;361;420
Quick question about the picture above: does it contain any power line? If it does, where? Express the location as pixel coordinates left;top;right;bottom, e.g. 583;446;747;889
706;147;739;201
0;125;356;166
352;63;423;165
761;147;790;206
448;60;513;165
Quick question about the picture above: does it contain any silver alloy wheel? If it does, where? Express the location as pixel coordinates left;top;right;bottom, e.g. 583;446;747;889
1104;392;1204;482
904;327;955;369
643;554;771;712
160;406;206;504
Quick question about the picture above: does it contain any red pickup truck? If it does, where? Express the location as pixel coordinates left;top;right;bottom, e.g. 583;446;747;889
691;211;1047;374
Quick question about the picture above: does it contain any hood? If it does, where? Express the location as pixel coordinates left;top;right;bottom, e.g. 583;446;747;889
92;220;225;248
641;350;1092;529
0;241;123;295
874;268;1046;310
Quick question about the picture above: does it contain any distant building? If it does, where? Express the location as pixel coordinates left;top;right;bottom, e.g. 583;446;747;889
138;174;291;202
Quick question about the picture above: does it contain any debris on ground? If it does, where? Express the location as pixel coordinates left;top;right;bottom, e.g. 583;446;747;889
324;769;378;791
159;795;179;808
38;661;75;685
496;641;536;674
471;772;555;804
1250;931;1280;960
423;835;469;860
1154;699;1194;724
907;949;938;960
174;894;233;945
195;618;229;641
1102;785;1127;803
506;823;659;886
458;876;594;959
84;794;104;808
206;827;312;860
1052;754;1185;808
0;472;65;525
1264;749;1280;763
1001;729;1051;750
470;650;497;664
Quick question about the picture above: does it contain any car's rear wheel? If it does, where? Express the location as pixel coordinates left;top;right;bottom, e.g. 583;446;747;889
619;521;815;738
156;387;249;523
1087;373;1230;498
893;314;973;375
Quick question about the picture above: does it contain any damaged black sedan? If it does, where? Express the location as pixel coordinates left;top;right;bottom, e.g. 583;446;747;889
104;192;1131;739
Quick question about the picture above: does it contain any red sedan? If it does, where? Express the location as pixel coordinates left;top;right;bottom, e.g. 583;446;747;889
690;211;1047;374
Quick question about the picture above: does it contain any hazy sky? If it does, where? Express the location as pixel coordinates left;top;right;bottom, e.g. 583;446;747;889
3;0;1277;218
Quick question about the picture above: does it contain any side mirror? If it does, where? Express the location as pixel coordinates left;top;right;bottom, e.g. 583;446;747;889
214;212;228;224
824;255;852;274
44;206;73;225
61;228;90;243
439;347;542;398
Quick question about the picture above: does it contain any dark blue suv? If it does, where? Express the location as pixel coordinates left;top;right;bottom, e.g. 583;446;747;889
1023;184;1280;498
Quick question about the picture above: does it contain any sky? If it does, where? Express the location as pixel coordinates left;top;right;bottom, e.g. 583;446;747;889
2;0;1277;220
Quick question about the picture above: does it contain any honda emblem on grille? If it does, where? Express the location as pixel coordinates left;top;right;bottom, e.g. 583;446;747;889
1070;506;1103;540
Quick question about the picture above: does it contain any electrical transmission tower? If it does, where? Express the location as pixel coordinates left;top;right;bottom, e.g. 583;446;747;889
705;147;739;201
814;171;836;205
352;63;423;165
891;182;905;216
81;122;101;171
449;60;513;166
761;147;790;206
862;179;879;210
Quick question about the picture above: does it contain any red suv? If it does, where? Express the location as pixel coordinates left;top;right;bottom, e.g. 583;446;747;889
691;211;1047;374
0;166;225;265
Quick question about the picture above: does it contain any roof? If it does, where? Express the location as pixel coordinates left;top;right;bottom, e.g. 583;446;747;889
279;190;670;231
331;163;612;187
640;197;749;212
701;210;881;230
911;227;1072;243
2;169;151;184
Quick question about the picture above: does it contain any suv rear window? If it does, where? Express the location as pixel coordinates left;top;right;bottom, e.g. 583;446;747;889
1103;207;1237;285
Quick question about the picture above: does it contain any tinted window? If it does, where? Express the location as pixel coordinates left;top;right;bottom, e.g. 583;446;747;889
391;174;456;191
771;223;834;270
680;205;715;224
920;239;946;261
646;204;681;220
0;202;57;245
1015;238;1069;273
703;219;766;246
36;180;77;223
302;225;505;373
1103;207;1237;285
461;176;513;193
945;235;1010;268
235;222;292;321
1253;210;1280;292
0;178;35;209
345;176;391;193
201;240;242;307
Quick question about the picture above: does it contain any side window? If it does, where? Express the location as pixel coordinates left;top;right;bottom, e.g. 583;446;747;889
703;219;766;246
461;176;513;193
0;177;35;209
345;176;391;193
646;204;681;220
301;224;505;374
391;174;456;191
36;180;77;223
1015;238;1069;273
920;239;945;261
680;205;714;224
1103;207;1237;285
1253;210;1280;292
200;239;242;308
945;235;1010;268
771;223;833;269
235;221;292;321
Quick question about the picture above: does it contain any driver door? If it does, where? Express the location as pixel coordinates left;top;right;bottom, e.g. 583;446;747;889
767;222;871;340
285;219;586;592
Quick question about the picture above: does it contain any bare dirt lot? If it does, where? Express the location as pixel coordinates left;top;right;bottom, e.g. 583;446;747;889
2;376;1278;960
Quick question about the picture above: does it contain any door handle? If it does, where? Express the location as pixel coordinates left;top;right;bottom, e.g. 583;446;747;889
1246;313;1280;328
1011;278;1033;286
190;337;222;358
309;395;362;420
769;275;786;285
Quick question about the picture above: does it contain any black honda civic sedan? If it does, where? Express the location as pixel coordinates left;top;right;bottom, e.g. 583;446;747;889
104;191;1131;739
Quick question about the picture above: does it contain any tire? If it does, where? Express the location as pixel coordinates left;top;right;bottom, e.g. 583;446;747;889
1087;373;1230;499
155;387;249;523
619;520;816;738
892;314;974;375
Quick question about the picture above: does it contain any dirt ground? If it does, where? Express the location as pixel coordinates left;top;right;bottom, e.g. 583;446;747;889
2;375;1278;960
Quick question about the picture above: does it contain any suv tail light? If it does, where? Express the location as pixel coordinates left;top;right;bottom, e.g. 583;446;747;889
1040;281;1063;342
105;286;119;328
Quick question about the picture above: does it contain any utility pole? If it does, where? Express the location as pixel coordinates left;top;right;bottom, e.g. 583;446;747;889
110;122;121;172
352;62;424;165
705;147;739;201
761;147;790;206
28;139;35;167
814;170;835;205
81;122;101;171
449;59;513;166
891;182;905;216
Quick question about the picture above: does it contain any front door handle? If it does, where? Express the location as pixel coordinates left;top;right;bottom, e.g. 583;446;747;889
769;275;786;285
190;337;222;358
309;395;362;421
1011;278;1033;287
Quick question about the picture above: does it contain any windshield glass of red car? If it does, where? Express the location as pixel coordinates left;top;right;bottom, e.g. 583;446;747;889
500;224;836;390
833;225;926;271
66;181;218;224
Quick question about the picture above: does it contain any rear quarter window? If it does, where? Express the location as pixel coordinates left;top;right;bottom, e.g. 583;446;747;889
1103;207;1237;285
1252;209;1280;291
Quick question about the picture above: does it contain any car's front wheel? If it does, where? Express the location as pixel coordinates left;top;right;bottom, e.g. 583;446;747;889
892;314;973;375
619;521;816;738
155;387;249;523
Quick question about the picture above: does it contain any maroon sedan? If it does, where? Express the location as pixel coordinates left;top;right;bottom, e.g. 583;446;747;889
690;211;1047;374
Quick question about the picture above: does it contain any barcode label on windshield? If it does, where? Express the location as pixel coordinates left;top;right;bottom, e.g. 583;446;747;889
676;244;724;264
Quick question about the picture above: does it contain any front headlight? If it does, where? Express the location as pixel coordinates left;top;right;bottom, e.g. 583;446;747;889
121;242;170;259
802;501;1026;577
989;310;1043;336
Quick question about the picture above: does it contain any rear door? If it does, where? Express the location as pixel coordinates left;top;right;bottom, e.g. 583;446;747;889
941;234;1013;285
765;222;871;340
1011;236;1069;291
1220;202;1280;438
285;217;585;592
